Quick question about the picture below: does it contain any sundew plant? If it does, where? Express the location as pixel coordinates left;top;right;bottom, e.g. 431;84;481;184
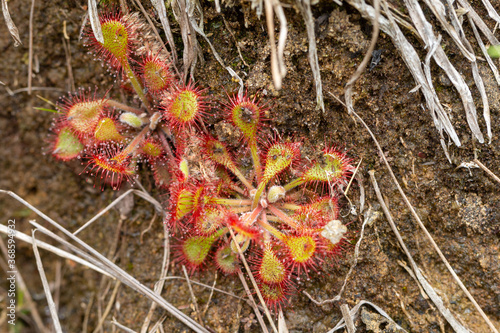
47;7;354;310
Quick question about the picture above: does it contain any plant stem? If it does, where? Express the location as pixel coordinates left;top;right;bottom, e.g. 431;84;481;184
283;177;305;191
249;141;262;183
267;204;298;229
228;206;252;214
211;198;252;206
123;61;150;111
257;216;284;241
231;167;255;192
106;100;144;115
276;203;302;211
114;125;150;161
251;179;268;209
243;205;263;225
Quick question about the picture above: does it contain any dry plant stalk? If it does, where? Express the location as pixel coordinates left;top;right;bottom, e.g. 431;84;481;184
340;108;499;333
346;0;500;157
1;0;22;46
369;172;471;333
264;0;287;90
0;190;210;333
296;0;324;112
149;0;178;64
31;230;63;333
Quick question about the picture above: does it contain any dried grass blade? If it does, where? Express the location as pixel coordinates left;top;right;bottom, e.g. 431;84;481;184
273;2;287;79
188;12;244;97
1;0;22;46
0;224;112;278
458;0;499;45
403;0;484;143
469;17;500;86
480;0;500;24
0;190;209;333
29;219;209;332
328;300;408;332
265;0;283;90
344;0;461;152
474;158;500;184
88;0;103;44
369;172;472;333
339;107;498;332
470;60;491;143
422;0;475;61
296;0;324;112
150;0;178;63
422;37;458;159
31;229;63;333
111;318;138;333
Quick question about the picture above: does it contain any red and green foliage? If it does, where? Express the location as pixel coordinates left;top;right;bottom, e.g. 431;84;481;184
168;91;354;309
46;6;354;311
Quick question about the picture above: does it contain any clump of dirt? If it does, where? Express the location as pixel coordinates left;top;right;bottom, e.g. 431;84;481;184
0;0;499;332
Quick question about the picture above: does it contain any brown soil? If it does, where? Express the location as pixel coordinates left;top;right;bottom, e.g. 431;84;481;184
0;0;499;332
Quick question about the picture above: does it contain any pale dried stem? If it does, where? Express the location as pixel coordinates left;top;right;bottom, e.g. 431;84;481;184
229;227;278;333
62;37;76;92
0;190;209;332
182;265;203;324
28;0;35;94
296;0;324;112
1;0;22;46
473;159;500;184
344;158;363;197
140;225;169;333
149;0;178;64
0;224;112;277
340;304;356;333
0;237;48;332
111;319;137;333
31;230;63;333
339;107;498;332
92;281;122;333
345;0;380;115
369;172;471;332
236;269;270;333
